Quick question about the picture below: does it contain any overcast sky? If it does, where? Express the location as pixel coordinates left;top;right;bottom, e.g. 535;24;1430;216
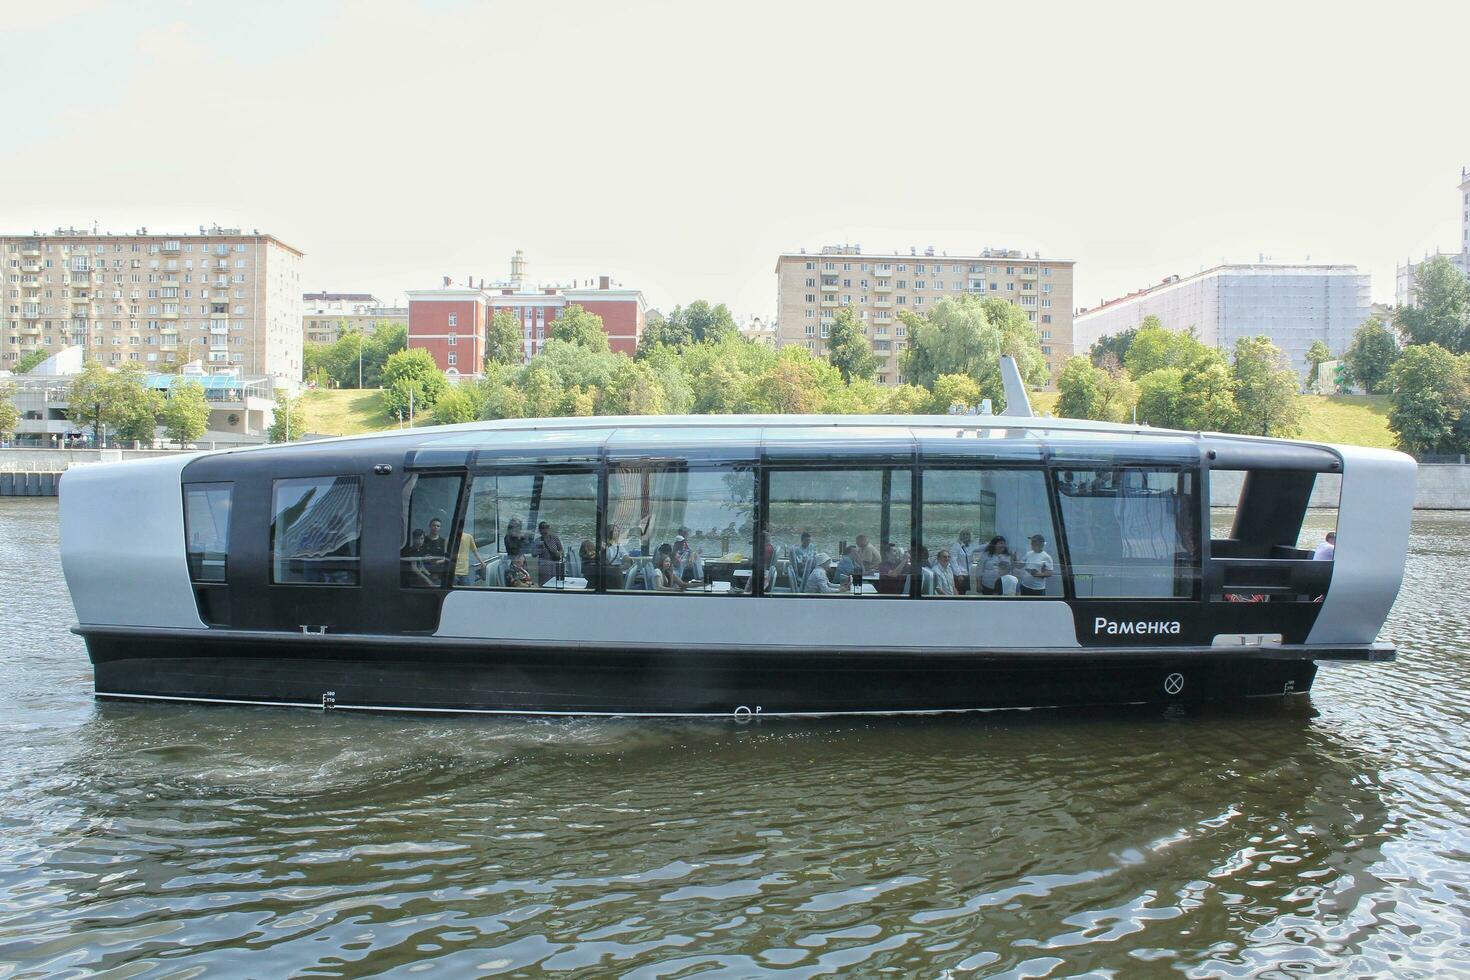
4;0;1468;318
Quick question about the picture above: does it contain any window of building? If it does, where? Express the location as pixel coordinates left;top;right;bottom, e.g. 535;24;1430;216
270;476;362;585
447;352;457;366
1054;467;1199;599
447;332;456;346
400;472;464;588
765;467;912;597
607;463;755;594
459;470;599;590
447;312;457;327
920;468;1057;597
184;483;232;582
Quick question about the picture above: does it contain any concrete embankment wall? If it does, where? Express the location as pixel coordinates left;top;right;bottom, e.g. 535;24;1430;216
2;449;1468;508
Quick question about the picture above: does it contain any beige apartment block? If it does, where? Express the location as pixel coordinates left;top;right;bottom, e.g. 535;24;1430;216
302;292;407;345
2;226;304;382
775;245;1075;385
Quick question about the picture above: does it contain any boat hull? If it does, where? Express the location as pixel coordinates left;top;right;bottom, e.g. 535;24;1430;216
77;631;1372;717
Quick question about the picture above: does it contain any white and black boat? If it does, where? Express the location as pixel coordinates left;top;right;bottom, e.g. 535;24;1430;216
60;369;1414;718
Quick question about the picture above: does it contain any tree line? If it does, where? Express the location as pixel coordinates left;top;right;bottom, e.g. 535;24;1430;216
1068;254;1470;456
1059;318;1305;436
390;294;1054;427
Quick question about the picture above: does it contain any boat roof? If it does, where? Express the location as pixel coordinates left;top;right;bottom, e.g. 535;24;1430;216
199;413;1355;473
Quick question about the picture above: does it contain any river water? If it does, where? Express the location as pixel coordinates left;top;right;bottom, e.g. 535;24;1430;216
1;498;1467;977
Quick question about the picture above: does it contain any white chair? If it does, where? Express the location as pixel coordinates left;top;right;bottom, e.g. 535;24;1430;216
920;566;935;596
485;556;507;588
1000;574;1019;596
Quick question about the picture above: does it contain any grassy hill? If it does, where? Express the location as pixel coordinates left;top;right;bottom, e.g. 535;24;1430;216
298;387;1397;450
300;388;390;436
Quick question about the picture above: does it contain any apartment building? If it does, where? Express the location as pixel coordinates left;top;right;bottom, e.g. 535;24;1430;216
1074;264;1371;376
774;245;1076;384
0;226;304;382
302;291;407;345
1395;166;1470;307
407;251;647;376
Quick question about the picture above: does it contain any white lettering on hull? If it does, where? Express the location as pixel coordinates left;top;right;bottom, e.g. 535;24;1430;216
1094;617;1182;636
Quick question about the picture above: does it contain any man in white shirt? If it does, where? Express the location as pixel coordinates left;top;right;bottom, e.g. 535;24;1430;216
1312;530;1336;561
804;553;851;594
950;529;975;595
790;531;815;569
1019;534;1054;596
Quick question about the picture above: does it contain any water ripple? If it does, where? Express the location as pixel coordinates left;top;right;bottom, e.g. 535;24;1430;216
1;500;1469;975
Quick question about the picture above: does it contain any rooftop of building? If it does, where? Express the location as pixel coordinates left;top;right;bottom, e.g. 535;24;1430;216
1;225;304;256
777;244;1075;266
1077;263;1367;319
303;291;378;303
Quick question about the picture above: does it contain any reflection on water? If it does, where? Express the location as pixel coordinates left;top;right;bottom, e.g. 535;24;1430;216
1;498;1468;975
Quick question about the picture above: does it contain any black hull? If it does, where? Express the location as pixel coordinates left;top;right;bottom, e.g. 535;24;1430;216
74;631;1369;717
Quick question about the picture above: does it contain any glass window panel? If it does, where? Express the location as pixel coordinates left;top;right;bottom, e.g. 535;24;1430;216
607;464;755;594
1056;467;1199;599
460;470;598;590
183;482;231;583
921;469;1057;597
766;468;912;597
401;473;464;588
270;477;362;585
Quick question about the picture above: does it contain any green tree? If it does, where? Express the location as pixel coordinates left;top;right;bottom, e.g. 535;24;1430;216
1088;328;1137;369
1055;356;1105;420
12;349;49;374
879;383;934;415
1134;355;1237;432
1056;356;1139;423
598;357;666;415
899;295;1047;409
825;307;877;382
1386;343;1469;455
1343;317;1400;393
679;300;738;344
429;383;487;425
268;392;306;443
649;301;737;352
1305;340;1332;391
381;348;447;411
928;374;982;414
486;309;525;367
66;362;162;446
160;379;210;447
0;384;19;440
1124;316;1211;376
1136;368;1187;429
1396;256;1470;352
549;304;610;352
1232;336;1304;437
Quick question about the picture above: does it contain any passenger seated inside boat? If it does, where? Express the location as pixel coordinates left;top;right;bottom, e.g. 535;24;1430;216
855;534;881;568
578;539;601;590
836;545;864;581
533;521;565;584
505;553;534;588
804;553;851;594
401;529;439;587
877;544;909;594
653;554;688;592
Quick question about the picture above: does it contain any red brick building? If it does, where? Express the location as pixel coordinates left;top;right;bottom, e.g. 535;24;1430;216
407;257;646;377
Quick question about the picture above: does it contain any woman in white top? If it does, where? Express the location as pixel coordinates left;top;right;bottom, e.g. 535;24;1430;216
931;549;958;596
603;523;629;566
978;536;1013;595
